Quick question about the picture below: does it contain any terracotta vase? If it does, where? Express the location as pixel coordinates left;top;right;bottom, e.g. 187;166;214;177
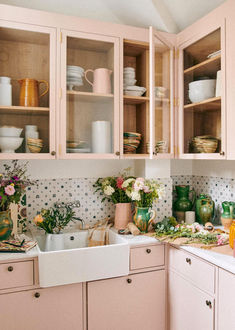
18;78;49;107
0;210;13;241
114;203;132;230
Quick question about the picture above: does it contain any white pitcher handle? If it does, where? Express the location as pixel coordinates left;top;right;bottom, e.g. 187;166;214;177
84;69;94;86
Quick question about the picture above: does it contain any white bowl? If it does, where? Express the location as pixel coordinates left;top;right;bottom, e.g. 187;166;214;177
0;126;23;137
124;79;137;85
125;86;146;92
124;90;145;97
124;72;135;78
0;137;23;153
188;79;216;103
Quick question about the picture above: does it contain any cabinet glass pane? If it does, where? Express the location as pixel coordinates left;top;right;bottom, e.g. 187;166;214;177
154;38;171;154
123;41;149;156
183;29;221;154
66;37;114;154
0;27;50;154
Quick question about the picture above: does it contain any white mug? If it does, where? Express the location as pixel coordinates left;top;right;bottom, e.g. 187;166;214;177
185;211;195;225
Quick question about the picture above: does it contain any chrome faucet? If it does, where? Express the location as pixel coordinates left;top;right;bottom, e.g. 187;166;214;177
54;201;85;229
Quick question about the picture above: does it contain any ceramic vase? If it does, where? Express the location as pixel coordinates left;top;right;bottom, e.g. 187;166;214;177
133;207;156;233
221;201;235;230
114;203;132;230
0;210;13;241
173;185;195;222
229;220;235;249
45;233;65;251
195;194;215;225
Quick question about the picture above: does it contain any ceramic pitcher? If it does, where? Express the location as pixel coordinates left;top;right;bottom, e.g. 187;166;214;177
173;185;195;222
133;207;156;233
84;68;112;94
195;194;215;225
18;78;49;107
221;201;235;230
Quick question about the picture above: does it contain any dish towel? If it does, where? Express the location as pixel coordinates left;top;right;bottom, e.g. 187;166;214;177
88;219;113;247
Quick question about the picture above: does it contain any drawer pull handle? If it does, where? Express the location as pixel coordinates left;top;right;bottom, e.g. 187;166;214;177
127;278;132;284
34;292;40;298
8;266;13;272
146;248;152;254
186;258;191;265
206;300;212;308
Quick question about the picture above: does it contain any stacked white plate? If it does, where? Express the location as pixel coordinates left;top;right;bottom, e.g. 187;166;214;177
124;67;146;96
67;65;84;91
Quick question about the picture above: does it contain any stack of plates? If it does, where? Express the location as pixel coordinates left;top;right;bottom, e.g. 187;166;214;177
67;65;84;91
146;141;168;154
66;140;91;153
124;132;141;154
155;86;167;98
189;136;219;153
123;67;146;97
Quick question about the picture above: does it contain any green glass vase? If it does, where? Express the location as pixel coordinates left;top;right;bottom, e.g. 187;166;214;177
133;207;156;233
0;210;13;241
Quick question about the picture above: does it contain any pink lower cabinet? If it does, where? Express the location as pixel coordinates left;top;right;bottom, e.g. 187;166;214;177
217;269;235;330
88;270;165;330
0;283;83;330
168;270;214;330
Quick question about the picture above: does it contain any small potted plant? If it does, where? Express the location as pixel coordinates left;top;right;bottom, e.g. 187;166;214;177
34;204;77;251
0;160;34;240
126;177;165;233
94;171;136;229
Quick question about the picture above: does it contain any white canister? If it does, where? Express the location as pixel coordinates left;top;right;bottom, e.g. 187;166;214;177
91;121;112;153
185;211;195;225
216;70;221;97
25;125;39;153
0;77;12;106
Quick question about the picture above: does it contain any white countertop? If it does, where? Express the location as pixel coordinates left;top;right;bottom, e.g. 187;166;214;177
0;230;234;275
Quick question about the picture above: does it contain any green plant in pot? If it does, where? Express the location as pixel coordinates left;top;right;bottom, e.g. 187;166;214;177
126;177;165;233
0;160;34;240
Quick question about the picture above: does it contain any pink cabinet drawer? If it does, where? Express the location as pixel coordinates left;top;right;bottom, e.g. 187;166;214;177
0;260;34;290
130;244;165;270
168;246;215;294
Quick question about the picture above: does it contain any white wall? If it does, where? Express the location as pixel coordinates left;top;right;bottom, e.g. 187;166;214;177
192;160;235;178
171;159;193;176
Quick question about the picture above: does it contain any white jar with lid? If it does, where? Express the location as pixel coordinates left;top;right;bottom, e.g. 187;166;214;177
0;77;12;106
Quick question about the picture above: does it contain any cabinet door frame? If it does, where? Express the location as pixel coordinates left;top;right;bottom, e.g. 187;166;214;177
149;26;175;160
59;29;120;159
177;19;226;160
0;19;57;159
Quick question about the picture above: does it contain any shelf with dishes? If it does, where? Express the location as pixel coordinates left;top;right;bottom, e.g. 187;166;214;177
184;96;221;111
67;90;114;103
184;54;221;78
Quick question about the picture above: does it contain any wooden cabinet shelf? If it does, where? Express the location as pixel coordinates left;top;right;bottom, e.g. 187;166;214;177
123;95;149;105
0;105;49;115
67;91;113;103
184;55;221;78
123;154;149;159
184;96;221;111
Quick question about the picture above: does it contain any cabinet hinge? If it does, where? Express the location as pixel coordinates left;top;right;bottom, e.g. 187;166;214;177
59;144;62;155
59;88;62;99
174;48;179;59
60;32;62;43
173;97;179;107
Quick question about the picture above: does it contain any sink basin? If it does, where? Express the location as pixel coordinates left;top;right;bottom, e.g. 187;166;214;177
35;230;129;287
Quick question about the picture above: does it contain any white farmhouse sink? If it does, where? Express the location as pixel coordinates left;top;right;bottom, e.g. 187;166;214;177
35;230;129;287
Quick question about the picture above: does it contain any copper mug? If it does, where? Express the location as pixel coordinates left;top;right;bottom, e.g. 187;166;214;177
18;78;49;107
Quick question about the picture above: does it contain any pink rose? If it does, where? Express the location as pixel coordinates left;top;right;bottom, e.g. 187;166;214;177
116;177;124;189
143;185;150;193
4;185;15;196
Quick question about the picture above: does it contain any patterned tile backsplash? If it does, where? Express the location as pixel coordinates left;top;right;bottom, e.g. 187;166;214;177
25;177;173;231
172;175;235;223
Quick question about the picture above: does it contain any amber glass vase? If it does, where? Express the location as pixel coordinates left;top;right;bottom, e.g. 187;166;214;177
229;220;235;249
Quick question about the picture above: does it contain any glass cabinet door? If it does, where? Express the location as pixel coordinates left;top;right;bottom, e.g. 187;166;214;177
0;20;56;159
149;27;174;159
60;30;119;158
178;23;225;159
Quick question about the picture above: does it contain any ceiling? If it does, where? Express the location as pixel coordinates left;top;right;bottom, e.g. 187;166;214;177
0;0;227;33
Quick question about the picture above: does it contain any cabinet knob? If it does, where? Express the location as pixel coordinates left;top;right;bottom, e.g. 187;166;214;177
51;151;56;156
115;151;120;156
8;266;13;272
220;151;225;156
186;258;191;265
127;278;132;284
146;248;152;254
34;292;40;298
206;300;212;308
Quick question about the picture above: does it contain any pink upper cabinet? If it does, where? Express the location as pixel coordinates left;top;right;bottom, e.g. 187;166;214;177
0;19;57;159
177;19;226;160
59;29;120;159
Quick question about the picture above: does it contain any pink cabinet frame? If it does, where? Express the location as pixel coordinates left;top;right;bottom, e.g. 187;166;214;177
0;19;57;160
59;29;120;159
177;19;226;160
